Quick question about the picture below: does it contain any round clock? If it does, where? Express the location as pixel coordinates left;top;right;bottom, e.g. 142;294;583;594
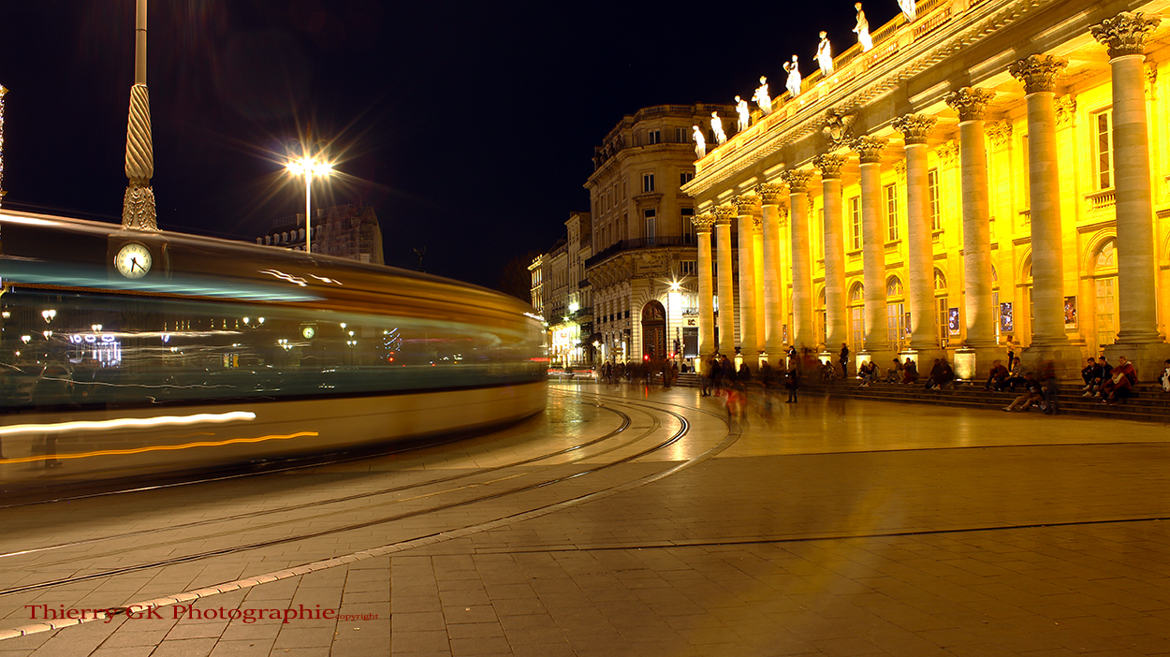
302;326;316;339
114;243;152;279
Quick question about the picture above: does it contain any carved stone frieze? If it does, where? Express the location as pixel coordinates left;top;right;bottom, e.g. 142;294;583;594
691;213;716;233
935;140;959;166
1009;54;1067;94
755;182;787;205
732;193;762;216
849;135;886;164
780;169;814;193
943;87;996;122
1091;11;1161;59
893;114;936;145
1054;95;1077;129
986;120;1013;149
712;203;737;225
812;153;846;179
821;107;858;147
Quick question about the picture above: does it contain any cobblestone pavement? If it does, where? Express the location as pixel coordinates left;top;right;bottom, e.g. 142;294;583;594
2;383;1170;656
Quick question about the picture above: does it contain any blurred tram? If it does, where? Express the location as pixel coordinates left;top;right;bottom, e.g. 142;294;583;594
0;211;547;490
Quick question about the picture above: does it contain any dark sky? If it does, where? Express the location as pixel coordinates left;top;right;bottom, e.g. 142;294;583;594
0;1;903;292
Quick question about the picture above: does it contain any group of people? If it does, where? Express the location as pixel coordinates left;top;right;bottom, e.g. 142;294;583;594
700;353;801;405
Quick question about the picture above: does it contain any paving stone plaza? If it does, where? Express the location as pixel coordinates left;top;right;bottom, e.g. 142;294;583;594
2;384;1169;657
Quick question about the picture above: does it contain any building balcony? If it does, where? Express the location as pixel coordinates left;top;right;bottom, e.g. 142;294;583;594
585;236;697;269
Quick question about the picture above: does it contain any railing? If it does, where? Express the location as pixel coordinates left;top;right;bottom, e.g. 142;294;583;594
1086;189;1116;211
585;236;696;269
696;0;980;172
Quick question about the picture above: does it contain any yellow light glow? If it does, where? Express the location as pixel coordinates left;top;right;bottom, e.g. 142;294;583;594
0;411;257;437
0;430;319;465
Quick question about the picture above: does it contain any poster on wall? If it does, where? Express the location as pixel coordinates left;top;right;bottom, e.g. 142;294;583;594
947;308;961;336
1064;295;1077;329
1000;302;1014;333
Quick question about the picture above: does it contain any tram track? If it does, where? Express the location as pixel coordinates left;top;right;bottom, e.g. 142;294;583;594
0;392;705;597
0;397;635;561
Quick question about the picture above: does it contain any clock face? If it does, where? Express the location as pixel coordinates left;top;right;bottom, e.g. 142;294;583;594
302;326;316;339
114;243;152;279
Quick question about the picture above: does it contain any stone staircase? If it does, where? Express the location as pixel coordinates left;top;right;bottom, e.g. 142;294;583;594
671;372;1170;423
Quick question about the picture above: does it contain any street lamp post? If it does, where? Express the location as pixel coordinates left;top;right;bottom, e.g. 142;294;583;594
1;84;7;210
122;0;157;230
666;279;682;362
285;154;333;254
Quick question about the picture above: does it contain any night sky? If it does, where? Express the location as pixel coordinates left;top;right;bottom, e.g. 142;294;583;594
0;1;904;297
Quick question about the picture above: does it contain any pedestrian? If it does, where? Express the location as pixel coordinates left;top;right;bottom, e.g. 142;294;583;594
785;365;800;403
839;343;850;379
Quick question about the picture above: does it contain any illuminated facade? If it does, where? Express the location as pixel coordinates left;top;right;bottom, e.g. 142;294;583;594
586;104;733;365
257;204;384;265
684;0;1170;379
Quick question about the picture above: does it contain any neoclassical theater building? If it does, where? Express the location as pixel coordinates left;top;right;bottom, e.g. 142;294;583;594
683;0;1170;378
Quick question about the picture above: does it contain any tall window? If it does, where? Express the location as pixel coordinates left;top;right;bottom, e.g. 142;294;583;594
643;209;657;242
682;208;695;242
680;172;695;186
849;283;865;349
927;170;941;232
886;276;905;348
884;183;899;241
648;129;662;145
681;260;697;276
937;297;949;346
1093;110;1113;190
642;173;655;193
675;127;686;143
849;196;862;251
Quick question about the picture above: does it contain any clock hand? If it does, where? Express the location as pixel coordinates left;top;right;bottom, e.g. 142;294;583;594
131;257;143;272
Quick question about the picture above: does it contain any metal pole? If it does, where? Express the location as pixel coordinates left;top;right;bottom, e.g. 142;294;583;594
304;172;312;253
0;84;7;211
122;0;157;230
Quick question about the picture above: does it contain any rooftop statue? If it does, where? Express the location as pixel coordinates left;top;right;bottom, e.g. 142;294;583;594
783;56;802;98
710;112;728;145
816;31;834;76
692;125;706;158
753;76;773;115
898;0;917;21
735;95;750;132
854;3;873;52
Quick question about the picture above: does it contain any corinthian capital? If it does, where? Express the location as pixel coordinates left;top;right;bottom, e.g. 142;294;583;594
755;182;787;205
849;136;886;164
691;213;716;233
1009;54;1067;94
944;87;996;122
812;153;846;179
712;203;737;225
892;114;936;145
732;193;762;216
1091;11;1161;59
780;169;813;193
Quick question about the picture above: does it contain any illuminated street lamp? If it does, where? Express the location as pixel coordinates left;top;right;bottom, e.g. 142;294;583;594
285;153;334;253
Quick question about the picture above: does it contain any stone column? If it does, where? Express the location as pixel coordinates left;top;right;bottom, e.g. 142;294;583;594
758;182;788;361
713;204;738;356
1091;12;1169;374
784;170;816;350
1010;55;1071;354
814;154;848;353
734;194;762;363
945;87;998;374
752;219;766;358
850;136;891;361
693;213;717;367
893;114;942;357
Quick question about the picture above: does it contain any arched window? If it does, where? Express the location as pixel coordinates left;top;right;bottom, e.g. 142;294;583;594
933;269;947;292
886;276;904;298
849;282;865;304
1094;238;1118;348
848;282;865;348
